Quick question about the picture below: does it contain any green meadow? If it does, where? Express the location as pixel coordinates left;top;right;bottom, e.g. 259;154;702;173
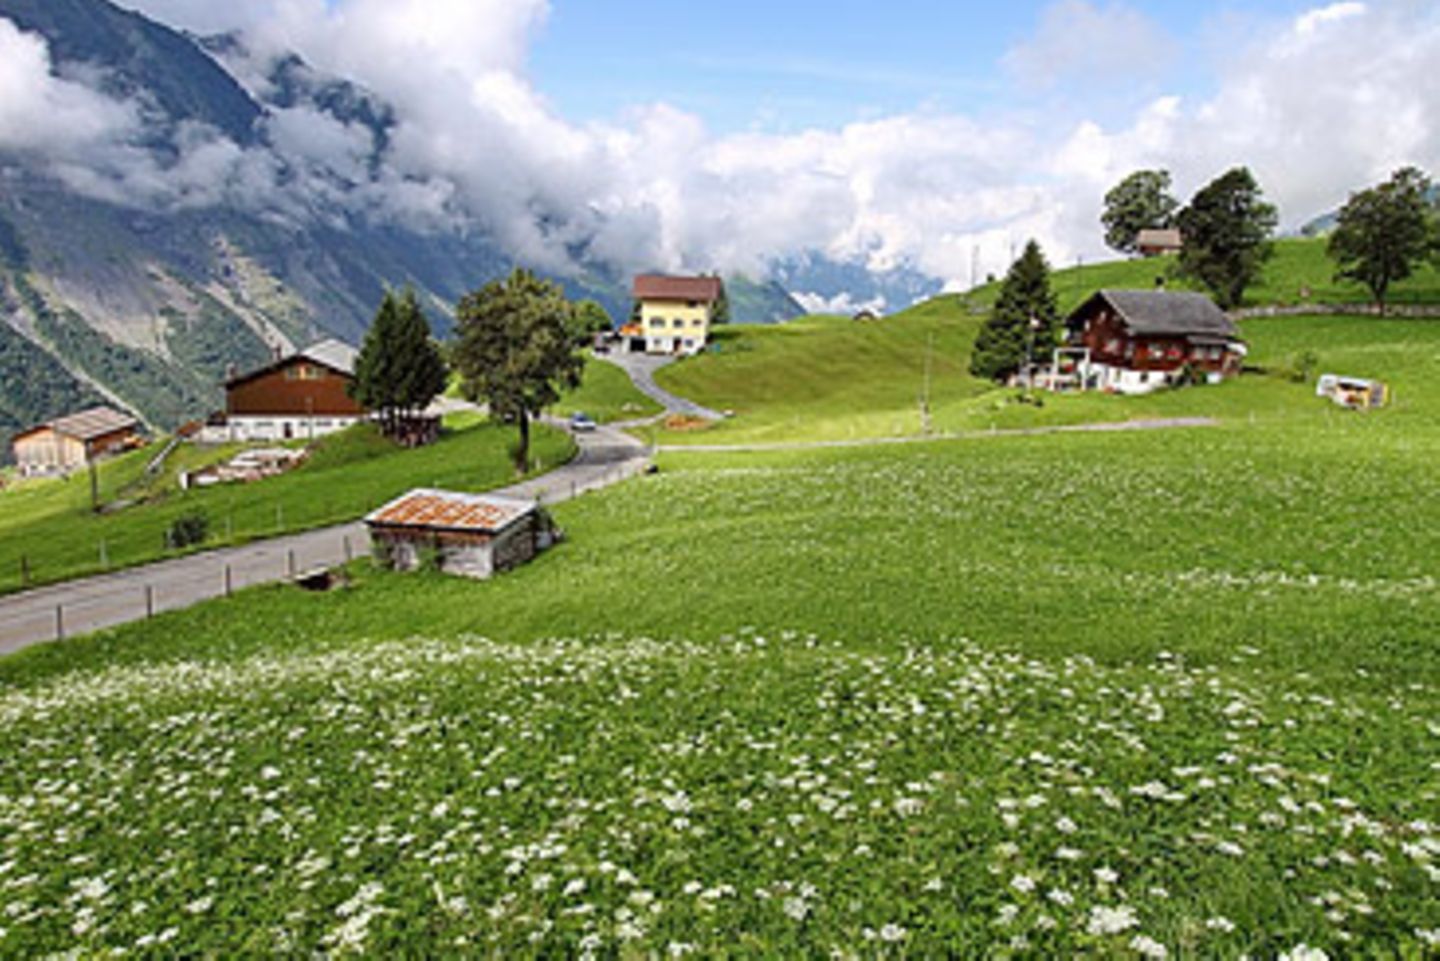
0;279;1436;956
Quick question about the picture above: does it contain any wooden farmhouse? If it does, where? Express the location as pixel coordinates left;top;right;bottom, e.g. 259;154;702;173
1055;289;1246;395
631;275;724;355
11;406;143;477
1136;228;1183;258
365;489;558;579
205;339;365;442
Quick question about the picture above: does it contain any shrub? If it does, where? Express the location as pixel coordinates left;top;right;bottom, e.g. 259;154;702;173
165;511;208;549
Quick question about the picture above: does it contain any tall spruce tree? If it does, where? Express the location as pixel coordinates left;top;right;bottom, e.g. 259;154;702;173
453;269;585;475
351;288;448;441
970;240;1060;382
1175;167;1277;309
1327;166;1436;313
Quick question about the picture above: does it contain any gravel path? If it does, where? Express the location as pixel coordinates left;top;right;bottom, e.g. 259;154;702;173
596;352;725;420
0;420;648;655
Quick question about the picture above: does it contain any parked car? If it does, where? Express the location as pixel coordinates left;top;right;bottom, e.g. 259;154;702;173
569;412;597;433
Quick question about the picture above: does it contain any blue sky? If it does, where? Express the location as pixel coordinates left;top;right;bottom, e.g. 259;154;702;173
528;1;1316;133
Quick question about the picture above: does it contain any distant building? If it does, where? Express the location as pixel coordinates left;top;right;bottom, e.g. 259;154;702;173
1136;228;1184;258
632;275;724;355
206;339;364;442
11;406;143;477
365;489;558;579
1057;289;1246;395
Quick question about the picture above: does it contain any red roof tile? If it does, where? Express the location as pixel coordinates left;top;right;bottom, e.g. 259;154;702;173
632;275;723;303
364;489;535;534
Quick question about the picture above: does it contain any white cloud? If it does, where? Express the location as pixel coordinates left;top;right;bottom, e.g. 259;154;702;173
1004;1;1177;88
10;0;1440;294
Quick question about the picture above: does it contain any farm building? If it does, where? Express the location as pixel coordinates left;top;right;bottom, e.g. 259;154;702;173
632;275;725;355
11;406;143;477
365;489;559;579
205;339;365;442
1136;228;1183;258
1055;289;1246;395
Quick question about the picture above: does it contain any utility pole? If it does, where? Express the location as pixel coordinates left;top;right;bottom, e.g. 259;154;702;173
920;333;934;435
87;444;99;514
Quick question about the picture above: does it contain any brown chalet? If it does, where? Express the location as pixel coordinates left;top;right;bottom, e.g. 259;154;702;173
11;406;143;477
1056;289;1245;395
207;339;364;442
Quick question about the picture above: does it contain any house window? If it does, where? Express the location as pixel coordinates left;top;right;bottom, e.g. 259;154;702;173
1104;338;1121;354
285;367;298;381
650;318;665;328
302;366;323;381
672;319;684;329
683;339;694;349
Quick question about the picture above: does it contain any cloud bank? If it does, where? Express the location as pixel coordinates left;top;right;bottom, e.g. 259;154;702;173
2;0;1438;288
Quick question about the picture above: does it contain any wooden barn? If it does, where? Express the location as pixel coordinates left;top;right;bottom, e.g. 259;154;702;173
205;339;365;442
11;406;143;477
364;489;558;579
1136;228;1183;258
1056;289;1246;395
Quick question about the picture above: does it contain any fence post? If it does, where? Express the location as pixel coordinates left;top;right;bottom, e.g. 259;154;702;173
224;564;233;598
145;585;154;619
20;555;30;588
55;604;63;640
287;550;296;578
343;535;353;563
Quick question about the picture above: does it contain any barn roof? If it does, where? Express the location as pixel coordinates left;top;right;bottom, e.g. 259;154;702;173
364;489;536;535
225;338;357;389
1072;289;1241;340
15;406;139;444
632;275;723;303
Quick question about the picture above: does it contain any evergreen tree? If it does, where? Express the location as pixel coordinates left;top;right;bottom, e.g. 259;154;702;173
711;277;731;325
453;269;585;475
970;240;1060;382
1101;169;1179;254
1175;167;1277;309
1327;166;1436;314
351;288;448;441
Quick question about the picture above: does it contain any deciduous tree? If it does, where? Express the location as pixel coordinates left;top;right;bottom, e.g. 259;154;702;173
1175;167;1277;309
1327;166;1436;314
453;269;584;475
970;240;1060;382
1102;169;1178;254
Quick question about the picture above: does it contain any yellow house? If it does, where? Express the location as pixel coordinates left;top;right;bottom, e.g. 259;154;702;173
632;275;724;355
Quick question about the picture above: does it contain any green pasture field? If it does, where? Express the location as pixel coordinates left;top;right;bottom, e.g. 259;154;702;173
551;356;664;424
0;416;573;594
652;302;1440;445
964;237;1440;313
0;371;1435;955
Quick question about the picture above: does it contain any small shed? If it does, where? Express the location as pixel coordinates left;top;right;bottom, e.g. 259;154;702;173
1316;374;1388;410
364;489;558;579
1136;228;1183;258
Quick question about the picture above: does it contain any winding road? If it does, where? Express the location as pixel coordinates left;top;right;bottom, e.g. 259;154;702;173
0;420;648;655
597;352;726;420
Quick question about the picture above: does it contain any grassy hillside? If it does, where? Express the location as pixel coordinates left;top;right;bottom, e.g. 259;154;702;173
650;297;1440;445
0;407;1434;956
653;299;994;443
551;357;664;424
0;416;574;594
964;236;1440;314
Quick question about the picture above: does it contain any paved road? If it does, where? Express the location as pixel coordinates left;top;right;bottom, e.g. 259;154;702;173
596;352;725;420
657;417;1220;453
0;421;648;656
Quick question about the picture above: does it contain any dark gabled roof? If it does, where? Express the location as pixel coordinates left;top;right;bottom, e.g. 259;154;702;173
1070;289;1241;340
224;339;357;389
633;275;723;303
